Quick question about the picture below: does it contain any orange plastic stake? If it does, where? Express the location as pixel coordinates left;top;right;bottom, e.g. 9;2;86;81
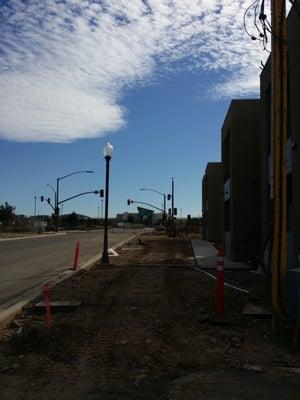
73;241;80;271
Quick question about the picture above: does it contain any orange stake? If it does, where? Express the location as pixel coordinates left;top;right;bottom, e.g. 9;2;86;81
73;241;80;271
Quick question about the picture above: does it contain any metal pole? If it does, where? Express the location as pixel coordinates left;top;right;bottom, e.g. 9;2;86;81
98;206;100;219
271;0;288;324
171;177;174;221
55;178;59;232
34;196;37;217
101;156;110;264
163;194;166;216
101;199;104;220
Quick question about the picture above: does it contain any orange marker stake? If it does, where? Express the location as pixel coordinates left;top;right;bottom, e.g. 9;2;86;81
73;241;80;271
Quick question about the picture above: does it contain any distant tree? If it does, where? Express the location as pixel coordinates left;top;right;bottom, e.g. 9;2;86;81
127;214;135;224
66;212;78;228
0;202;16;222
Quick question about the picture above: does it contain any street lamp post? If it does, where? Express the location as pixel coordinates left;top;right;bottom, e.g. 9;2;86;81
101;143;113;264
34;196;37;217
101;199;104;220
47;183;57;210
55;170;94;232
171;177;175;221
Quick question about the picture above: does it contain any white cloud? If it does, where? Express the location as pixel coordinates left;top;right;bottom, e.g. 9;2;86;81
0;0;273;142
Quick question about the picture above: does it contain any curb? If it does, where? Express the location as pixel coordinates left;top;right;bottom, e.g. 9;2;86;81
0;234;137;333
0;233;66;242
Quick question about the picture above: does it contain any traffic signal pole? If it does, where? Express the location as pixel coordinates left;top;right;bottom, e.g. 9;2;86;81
171;177;174;221
271;0;288;325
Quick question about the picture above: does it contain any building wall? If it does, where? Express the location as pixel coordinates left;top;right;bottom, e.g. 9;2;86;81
260;6;300;267
289;7;300;262
221;100;261;261
202;162;223;244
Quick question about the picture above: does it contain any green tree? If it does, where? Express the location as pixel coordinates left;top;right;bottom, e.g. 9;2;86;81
0;202;16;222
66;212;78;228
127;214;135;224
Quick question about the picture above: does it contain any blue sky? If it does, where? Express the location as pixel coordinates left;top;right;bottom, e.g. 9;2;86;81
0;0;272;218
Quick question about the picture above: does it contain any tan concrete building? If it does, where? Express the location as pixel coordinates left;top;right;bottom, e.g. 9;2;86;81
202;162;223;244
221;99;261;261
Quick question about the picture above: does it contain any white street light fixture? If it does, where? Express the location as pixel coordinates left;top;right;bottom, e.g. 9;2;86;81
102;142;113;159
101;142;113;264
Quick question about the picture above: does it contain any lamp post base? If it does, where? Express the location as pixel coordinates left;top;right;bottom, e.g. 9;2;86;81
101;252;109;264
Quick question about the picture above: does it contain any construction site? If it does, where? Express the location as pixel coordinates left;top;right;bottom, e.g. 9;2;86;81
0;232;299;399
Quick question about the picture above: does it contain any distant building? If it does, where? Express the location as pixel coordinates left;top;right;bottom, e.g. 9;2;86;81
221;99;261;261
202;162;223;244
116;211;161;225
116;212;139;222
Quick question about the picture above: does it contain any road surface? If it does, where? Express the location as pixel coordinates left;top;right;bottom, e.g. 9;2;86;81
0;229;140;310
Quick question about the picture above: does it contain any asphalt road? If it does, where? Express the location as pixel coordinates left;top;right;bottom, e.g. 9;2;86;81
0;229;140;310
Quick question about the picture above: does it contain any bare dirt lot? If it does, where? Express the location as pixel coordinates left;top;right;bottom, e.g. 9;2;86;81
0;233;300;399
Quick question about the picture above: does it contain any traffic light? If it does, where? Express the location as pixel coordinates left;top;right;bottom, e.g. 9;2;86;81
174;208;177;216
47;198;51;204
100;189;104;198
167;194;171;201
168;208;171;215
127;199;131;205
40;195;44;202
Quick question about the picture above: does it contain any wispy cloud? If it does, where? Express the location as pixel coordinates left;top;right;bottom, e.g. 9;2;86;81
0;0;270;142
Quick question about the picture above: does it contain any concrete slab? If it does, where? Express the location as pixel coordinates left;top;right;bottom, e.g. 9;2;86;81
242;303;272;318
191;240;250;270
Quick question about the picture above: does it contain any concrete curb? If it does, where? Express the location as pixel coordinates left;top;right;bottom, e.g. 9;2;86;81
0;233;66;242
0;234;137;333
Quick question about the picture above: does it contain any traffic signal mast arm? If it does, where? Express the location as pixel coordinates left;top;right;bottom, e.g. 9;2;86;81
128;200;163;213
59;190;99;205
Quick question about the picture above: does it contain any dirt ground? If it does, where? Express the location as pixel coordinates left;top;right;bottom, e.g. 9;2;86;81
0;232;300;399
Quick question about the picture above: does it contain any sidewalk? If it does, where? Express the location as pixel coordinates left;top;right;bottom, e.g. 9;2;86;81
191;239;250;270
